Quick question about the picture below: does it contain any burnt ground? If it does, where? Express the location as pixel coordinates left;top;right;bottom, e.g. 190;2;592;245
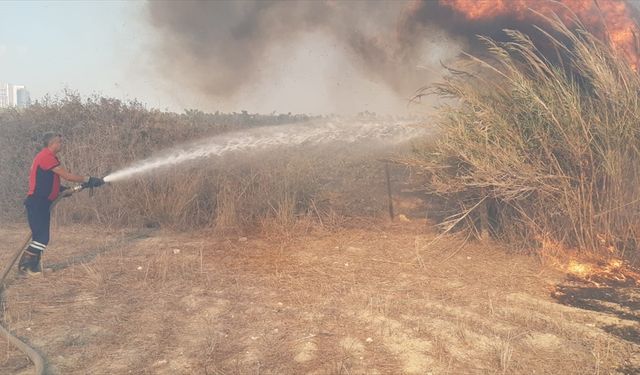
0;221;638;374
553;281;640;346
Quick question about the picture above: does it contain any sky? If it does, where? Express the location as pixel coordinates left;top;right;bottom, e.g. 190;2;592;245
0;1;162;108
0;1;420;115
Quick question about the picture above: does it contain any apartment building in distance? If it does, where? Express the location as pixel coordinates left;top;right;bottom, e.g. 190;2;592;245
0;82;31;108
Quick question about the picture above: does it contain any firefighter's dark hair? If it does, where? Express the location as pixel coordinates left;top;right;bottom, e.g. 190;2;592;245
42;132;62;148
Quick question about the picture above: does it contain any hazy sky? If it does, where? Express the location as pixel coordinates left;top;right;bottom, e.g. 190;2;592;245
0;1;434;115
0;2;162;107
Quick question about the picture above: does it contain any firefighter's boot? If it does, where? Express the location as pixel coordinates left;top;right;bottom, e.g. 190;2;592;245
18;249;42;276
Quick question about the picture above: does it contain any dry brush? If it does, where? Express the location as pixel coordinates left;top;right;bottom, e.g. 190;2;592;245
407;16;640;259
0;94;393;233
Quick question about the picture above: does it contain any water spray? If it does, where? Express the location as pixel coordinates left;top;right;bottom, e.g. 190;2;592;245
103;120;423;183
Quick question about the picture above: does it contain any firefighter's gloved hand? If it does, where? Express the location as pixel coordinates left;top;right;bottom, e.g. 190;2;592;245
59;186;73;198
82;176;105;189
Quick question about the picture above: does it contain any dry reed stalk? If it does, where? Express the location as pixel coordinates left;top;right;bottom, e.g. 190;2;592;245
406;16;640;258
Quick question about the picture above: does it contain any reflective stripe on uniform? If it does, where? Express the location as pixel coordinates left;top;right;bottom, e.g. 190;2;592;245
29;241;46;251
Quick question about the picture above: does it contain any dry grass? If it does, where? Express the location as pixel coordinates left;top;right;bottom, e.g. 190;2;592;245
0;223;636;374
0;95;399;233
405;16;640;261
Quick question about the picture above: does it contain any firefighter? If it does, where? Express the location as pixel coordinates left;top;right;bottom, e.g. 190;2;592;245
18;132;104;275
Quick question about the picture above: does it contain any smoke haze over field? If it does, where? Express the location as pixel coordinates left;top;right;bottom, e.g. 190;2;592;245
4;1;639;116
146;0;640;115
146;1;459;115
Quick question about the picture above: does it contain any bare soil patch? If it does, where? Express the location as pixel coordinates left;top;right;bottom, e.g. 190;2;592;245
0;221;638;374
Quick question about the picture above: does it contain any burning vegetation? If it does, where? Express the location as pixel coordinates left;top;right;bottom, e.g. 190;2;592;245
405;5;640;263
145;0;639;103
400;6;640;342
437;0;640;68
403;2;640;345
3;2;640;373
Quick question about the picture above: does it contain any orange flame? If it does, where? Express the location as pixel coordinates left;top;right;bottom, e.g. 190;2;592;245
439;0;639;69
567;259;593;277
537;235;638;287
565;257;638;286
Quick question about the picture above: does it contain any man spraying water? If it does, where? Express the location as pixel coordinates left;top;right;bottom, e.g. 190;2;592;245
18;132;105;276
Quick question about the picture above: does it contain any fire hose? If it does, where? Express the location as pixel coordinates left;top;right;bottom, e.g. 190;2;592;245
0;184;92;375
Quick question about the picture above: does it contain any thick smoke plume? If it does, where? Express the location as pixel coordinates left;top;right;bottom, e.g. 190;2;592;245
147;1;452;101
413;0;640;67
147;0;640;106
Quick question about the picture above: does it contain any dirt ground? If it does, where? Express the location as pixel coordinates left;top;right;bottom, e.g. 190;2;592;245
0;220;638;375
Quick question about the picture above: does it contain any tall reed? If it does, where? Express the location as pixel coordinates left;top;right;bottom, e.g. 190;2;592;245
407;16;640;256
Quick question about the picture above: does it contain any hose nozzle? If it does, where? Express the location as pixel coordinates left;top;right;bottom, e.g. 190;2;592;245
70;185;85;193
81;176;106;190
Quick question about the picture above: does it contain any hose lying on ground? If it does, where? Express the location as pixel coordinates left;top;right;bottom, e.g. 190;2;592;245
0;323;45;375
0;185;86;375
0;234;32;288
0;233;46;375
